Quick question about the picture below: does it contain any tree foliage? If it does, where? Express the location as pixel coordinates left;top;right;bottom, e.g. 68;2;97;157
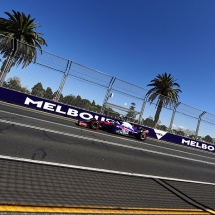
204;135;213;143
146;73;182;128
143;116;154;127
3;76;30;93
31;82;44;97
3;80;118;116
44;87;53;99
0;10;47;84
157;124;168;132
0;10;47;69
126;102;136;121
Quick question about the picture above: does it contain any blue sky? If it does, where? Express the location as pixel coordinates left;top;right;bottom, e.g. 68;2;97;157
1;0;215;136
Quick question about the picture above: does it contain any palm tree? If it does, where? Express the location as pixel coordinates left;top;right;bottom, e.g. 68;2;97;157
0;10;47;83
145;73;182;128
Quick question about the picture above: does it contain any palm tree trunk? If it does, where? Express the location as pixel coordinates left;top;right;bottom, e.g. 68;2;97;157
153;100;163;128
0;39;17;86
0;55;14;86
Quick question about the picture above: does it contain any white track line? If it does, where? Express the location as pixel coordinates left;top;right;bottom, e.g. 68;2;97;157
0;109;215;162
0;154;215;186
0;118;215;167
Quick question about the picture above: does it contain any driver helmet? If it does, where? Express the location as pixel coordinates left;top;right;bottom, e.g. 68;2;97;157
109;119;115;124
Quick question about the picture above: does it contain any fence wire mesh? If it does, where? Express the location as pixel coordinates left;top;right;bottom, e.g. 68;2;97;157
0;35;215;143
112;78;148;99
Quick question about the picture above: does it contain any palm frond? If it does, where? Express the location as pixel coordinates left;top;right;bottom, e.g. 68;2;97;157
0;10;47;69
146;72;182;108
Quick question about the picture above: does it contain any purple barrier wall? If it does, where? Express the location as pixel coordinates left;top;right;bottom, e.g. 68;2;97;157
1;87;214;153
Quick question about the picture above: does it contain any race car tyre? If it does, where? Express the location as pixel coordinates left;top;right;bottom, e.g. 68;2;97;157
138;132;147;141
89;120;100;130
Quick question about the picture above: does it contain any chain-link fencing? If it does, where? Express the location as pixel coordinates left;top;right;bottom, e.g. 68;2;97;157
0;35;214;143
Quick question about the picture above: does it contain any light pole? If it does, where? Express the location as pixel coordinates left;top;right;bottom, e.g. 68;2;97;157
195;111;206;137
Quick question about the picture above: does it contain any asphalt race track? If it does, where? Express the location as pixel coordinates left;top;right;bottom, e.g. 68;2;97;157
0;101;215;214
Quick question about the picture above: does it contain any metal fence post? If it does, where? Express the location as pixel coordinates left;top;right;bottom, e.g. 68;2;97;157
195;111;206;137
138;96;147;125
0;39;18;86
55;60;72;102
101;77;116;114
169;102;181;131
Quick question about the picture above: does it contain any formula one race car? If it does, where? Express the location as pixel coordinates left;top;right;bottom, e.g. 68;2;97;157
76;118;149;141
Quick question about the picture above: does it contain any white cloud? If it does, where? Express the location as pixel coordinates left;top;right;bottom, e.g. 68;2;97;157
172;124;176;127
178;126;186;130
